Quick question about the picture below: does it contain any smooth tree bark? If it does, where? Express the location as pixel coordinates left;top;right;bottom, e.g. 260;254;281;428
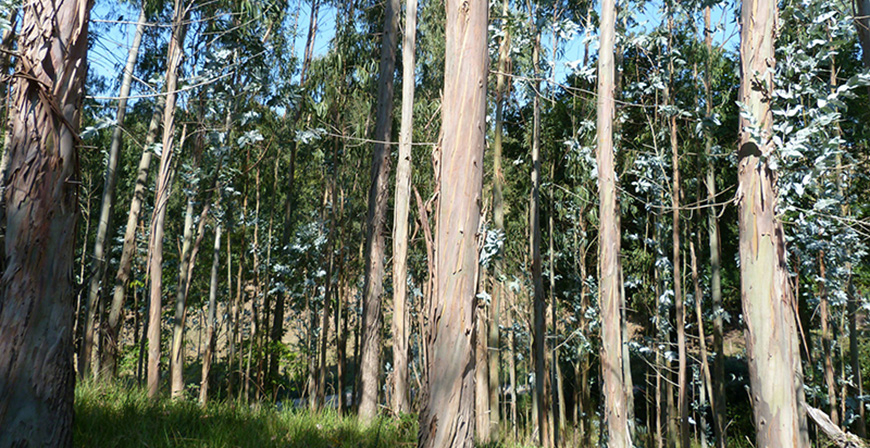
105;95;164;376
703;6;726;446
529;29;553;448
737;0;810;444
489;0;511;438
147;1;188;398
475;269;491;442
417;0;487;444
0;0;92;445
79;3;148;380
391;0;417;414
199;217;221;405
596;0;632;444
691;237;713;448
665;12;689;448
358;0;400;423
170;195;195;398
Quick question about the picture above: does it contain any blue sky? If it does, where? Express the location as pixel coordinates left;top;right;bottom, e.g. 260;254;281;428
87;0;739;102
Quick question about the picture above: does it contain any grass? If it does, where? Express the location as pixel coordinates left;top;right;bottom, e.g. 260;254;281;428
74;381;416;448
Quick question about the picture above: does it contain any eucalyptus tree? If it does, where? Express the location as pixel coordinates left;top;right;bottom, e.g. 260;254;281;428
358;0;400;422
662;5;688;447
487;0;511;439
391;0;418;414
0;0;92;444
702;4;726;446
596;0;632;444
417;0;486;445
106;95;163;377
736;0;810;443
147;0;189;399
773;0;870;436
528;9;552;447
79;0;149;380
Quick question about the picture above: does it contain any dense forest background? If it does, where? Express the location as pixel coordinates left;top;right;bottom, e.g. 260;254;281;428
2;0;870;446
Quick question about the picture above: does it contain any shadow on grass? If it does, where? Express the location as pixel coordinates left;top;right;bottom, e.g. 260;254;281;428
74;382;416;448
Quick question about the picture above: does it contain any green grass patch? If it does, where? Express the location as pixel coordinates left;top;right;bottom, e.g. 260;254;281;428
74;381;416;448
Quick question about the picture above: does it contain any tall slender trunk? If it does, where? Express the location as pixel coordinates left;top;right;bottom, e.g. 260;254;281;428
0;0;91;444
845;216;866;437
391;0;417;414
578;208;592;448
703;7;726;447
489;0;510;439
270;0;316;390
80;5;147;379
476;269;491;442
691;237;713;448
820;250;838;425
170;197;195;398
549;201;565;445
199;214;221;405
106;95;163;376
596;0;631;443
316;145;338;410
147;4;188;398
225;205;234;398
665;13;688;447
530;29;552;448
233;167;249;400
358;0;400;423
508;299;518;440
417;0;487;444
738;0;810;444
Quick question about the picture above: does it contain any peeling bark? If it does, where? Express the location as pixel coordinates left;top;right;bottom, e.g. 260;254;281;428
596;0;632;443
0;0;92;445
417;0;487;444
737;0;810;445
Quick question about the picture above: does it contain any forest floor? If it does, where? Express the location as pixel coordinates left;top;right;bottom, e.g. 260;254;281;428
73;381;535;447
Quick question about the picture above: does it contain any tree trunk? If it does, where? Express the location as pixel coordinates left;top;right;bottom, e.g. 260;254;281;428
549;211;565;446
170;197;195;398
819;250;839;425
270;0;319;390
738;0;810;444
199;219;221;405
476;270;491;442
530;29;553;448
358;0;399;423
578;209;592;448
316;147;338;410
703;7;726;447
490;0;510;439
596;0;631;444
79;5;147;379
417;0;487;444
691;238;713;448
666;13;689;447
391;0;416;414
0;1;91;445
147;3;188;398
106;95;164;377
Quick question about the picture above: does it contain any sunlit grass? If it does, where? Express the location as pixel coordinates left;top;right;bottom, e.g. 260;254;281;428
74;380;416;447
